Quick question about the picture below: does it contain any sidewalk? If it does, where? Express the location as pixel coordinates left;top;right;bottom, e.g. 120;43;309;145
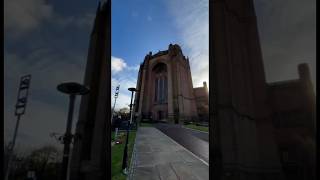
128;127;208;180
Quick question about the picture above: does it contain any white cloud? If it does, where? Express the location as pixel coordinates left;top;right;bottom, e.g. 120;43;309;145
4;0;53;37
112;56;127;73
112;56;140;73
166;0;209;88
111;56;140;110
111;76;138;110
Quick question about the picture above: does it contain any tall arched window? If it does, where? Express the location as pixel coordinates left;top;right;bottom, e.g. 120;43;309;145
153;63;167;104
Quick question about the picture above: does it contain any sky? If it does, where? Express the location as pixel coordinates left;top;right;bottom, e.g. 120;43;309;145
111;0;209;109
4;0;316;151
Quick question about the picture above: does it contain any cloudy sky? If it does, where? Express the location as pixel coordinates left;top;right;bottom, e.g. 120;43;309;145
254;0;316;85
111;0;208;109
4;0;316;150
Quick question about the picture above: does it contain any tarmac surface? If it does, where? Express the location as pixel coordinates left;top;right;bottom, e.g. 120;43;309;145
129;127;208;180
155;123;209;163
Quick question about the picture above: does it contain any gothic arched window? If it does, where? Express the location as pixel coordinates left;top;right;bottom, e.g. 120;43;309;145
153;63;167;104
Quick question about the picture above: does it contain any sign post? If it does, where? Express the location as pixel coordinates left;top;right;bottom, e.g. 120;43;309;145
5;74;31;180
111;85;120;124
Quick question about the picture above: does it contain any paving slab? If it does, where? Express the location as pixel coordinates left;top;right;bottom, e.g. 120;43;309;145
129;127;208;180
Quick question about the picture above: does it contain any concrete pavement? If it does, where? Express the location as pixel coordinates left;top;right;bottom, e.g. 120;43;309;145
128;127;208;180
155;123;209;163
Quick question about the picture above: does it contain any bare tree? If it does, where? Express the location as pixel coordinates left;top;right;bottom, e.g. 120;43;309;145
28;145;62;180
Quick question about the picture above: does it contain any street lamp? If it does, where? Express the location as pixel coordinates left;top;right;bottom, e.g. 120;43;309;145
57;82;89;180
122;87;136;174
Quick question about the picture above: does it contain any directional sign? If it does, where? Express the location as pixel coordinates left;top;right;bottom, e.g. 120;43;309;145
5;74;32;180
114;85;120;98
15;75;31;116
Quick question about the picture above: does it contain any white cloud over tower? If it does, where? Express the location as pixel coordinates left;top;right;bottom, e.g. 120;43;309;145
166;0;209;88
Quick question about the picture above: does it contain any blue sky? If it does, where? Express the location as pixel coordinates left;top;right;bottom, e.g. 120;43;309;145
4;0;316;150
111;0;209;109
4;0;209;150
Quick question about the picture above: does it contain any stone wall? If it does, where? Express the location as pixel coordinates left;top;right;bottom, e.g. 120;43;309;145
135;44;200;123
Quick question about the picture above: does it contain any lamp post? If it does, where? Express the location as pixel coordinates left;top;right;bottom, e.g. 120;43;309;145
57;82;89;180
122;87;136;174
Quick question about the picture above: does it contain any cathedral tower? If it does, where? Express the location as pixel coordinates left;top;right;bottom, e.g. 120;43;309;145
134;44;201;124
211;0;284;179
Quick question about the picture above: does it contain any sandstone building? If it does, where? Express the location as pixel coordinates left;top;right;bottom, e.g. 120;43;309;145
134;44;209;123
66;0;315;179
211;0;315;179
267;63;316;179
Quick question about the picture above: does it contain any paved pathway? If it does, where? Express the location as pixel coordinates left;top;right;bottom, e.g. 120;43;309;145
129;127;208;180
155;123;209;163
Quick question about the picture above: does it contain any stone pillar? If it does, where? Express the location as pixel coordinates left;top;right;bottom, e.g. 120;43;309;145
176;60;184;123
167;60;174;122
139;54;151;118
137;61;147;119
133;65;142;117
169;51;180;124
144;61;153;117
186;59;198;120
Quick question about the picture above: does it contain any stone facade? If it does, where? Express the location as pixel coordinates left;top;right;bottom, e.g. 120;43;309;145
194;82;209;121
134;44;208;124
211;0;315;179
211;0;285;179
267;63;316;180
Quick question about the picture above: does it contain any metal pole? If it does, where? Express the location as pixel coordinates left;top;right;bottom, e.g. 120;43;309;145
5;115;21;180
111;96;117;123
121;90;134;174
129;106;134;124
60;94;76;180
111;85;119;124
128;91;134;125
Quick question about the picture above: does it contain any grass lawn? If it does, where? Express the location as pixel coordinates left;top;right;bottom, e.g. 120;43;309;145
184;124;208;132
139;122;154;127
111;131;136;180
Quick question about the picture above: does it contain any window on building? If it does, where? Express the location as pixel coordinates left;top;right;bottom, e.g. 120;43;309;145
153;63;167;104
155;76;167;103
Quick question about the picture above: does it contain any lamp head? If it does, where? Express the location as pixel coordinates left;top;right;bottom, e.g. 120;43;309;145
128;87;136;92
57;82;90;95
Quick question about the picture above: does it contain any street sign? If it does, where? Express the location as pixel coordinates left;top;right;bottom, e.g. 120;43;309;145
5;74;31;180
15;74;31;116
111;85;120;123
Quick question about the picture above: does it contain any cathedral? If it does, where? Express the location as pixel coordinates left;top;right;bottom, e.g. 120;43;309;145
65;0;315;179
133;44;209;123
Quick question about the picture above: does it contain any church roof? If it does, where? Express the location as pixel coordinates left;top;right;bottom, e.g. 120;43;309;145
150;50;169;58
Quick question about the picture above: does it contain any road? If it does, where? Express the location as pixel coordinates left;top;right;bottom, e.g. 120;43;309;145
155;123;209;164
